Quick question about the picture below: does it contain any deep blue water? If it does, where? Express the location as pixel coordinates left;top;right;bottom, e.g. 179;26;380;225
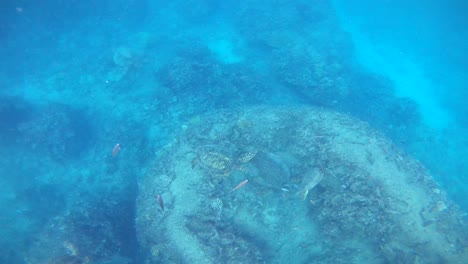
1;1;466;263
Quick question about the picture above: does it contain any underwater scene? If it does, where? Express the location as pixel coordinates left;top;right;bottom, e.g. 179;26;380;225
0;1;467;263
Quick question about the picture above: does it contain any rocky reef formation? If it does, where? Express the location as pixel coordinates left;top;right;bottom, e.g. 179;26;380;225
136;106;467;263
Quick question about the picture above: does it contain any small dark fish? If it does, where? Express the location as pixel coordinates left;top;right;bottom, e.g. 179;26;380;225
157;194;164;211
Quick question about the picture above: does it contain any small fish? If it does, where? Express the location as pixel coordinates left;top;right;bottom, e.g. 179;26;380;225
157;194;164;211
230;179;249;192
112;143;121;157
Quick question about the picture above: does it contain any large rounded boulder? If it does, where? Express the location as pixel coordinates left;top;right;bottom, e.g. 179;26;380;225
136;106;467;263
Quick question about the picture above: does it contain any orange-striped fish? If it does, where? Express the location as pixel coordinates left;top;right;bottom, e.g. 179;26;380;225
230;179;249;192
112;143;121;157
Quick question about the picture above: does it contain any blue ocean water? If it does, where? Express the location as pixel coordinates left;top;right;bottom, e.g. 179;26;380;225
0;1;466;263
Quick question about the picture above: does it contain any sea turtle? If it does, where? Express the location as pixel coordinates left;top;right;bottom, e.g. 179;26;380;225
193;145;233;177
193;145;259;179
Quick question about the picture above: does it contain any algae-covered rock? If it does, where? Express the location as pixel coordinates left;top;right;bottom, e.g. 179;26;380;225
136;106;467;263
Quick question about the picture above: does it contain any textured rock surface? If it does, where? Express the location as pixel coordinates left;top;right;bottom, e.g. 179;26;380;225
136;106;467;263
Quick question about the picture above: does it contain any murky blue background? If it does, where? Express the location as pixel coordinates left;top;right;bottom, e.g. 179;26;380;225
1;1;466;262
